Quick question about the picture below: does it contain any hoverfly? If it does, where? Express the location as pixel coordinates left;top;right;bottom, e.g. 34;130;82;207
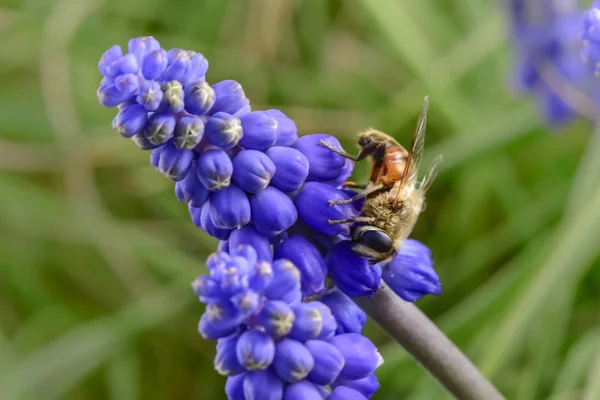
319;97;442;264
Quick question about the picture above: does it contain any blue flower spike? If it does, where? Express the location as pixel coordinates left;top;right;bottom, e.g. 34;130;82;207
97;37;447;400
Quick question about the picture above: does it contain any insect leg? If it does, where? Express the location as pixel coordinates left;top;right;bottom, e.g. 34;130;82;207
328;184;384;205
328;216;376;225
318;140;370;162
342;181;367;189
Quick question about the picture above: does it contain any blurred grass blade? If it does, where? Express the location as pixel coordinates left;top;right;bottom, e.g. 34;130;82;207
566;124;600;216
552;329;600;395
107;352;141;400
0;276;192;400
479;179;600;377
582;346;600;400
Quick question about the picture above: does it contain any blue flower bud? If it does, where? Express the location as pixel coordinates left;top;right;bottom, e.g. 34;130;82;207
289;303;323;341
330;333;382;381
192;275;221;303
195;149;233;191
274;236;326;298
104;54;139;78
175;165;210;207
259;300;295;339
250;187;297;237
112;104;147;138
230;244;258;268
250;260;274;292
127;36;160;64
238;111;277;151
97;74;139;107
381;239;441;302
318;288;366;334
114;72;139;92
215;334;245;376
231;290;260;316
315;385;330;399
187;53;209;84
273;339;314;383
236;330;275;371
206;251;232;270
142;49;168;80
229;226;272;262
131;132;162;150
211;80;249;115
333;373;380;399
305;340;345;385
204;112;243;149
283;381;324;400
225;373;246;400
231;150;276;193
324;158;354;187
295;182;358;236
265;260;302;304
209;184;251;229
329;386;368;400
198;312;236;340
265;109;297;146
292;134;346;181
136;81;163;111
327;241;381;298
98;45;122;77
161;49;191;83
184;81;215;115
266;147;309;193
160;80;185;113
312;302;336;341
142;112;176;146
243;369;283;400
174;115;204;149
190;202;232;240
152;142;194;181
205;300;246;330
234;102;251;117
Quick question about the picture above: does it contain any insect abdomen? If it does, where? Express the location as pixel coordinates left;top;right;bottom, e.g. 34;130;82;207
376;147;408;186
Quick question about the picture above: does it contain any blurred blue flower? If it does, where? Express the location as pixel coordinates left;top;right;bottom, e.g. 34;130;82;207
508;0;600;126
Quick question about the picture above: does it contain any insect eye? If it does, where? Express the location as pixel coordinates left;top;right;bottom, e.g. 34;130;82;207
358;230;393;253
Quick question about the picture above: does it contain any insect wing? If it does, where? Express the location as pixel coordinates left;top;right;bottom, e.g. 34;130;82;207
418;154;443;194
392;96;428;204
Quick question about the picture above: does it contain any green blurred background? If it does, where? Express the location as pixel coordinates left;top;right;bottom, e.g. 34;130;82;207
2;0;600;399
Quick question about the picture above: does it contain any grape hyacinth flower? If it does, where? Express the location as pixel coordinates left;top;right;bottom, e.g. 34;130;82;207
193;245;382;398
97;36;444;399
507;0;600;126
583;2;600;73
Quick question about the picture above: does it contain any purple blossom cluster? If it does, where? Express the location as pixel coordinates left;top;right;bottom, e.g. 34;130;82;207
97;36;442;399
508;0;599;126
583;1;600;74
196;245;381;399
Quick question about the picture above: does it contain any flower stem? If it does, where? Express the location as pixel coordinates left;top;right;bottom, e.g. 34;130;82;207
354;283;506;400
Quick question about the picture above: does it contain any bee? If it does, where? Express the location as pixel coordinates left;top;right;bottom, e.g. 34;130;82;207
319;97;442;264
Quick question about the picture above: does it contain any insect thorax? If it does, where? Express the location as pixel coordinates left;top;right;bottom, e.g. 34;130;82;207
362;190;422;244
